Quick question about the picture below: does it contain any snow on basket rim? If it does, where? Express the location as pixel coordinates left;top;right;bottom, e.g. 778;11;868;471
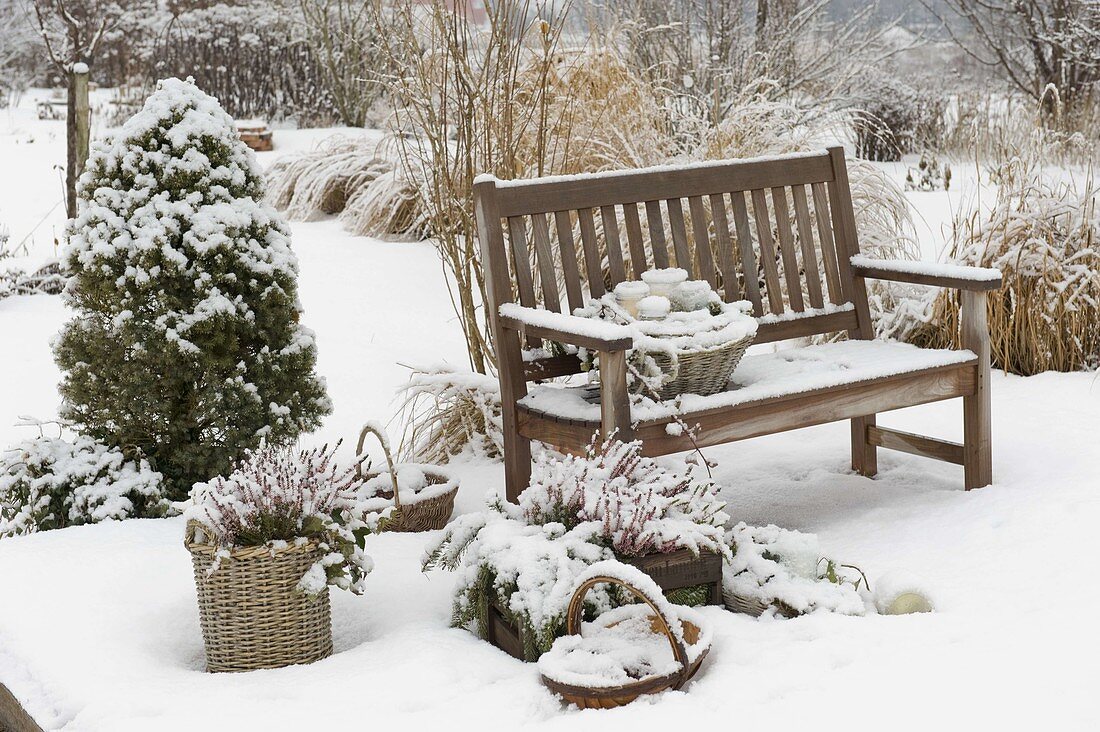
537;560;712;688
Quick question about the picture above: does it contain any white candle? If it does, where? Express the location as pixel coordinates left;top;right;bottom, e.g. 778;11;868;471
637;295;671;321
641;268;689;298
613;281;650;318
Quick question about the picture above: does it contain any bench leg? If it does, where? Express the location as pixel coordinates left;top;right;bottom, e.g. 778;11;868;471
851;414;878;477
503;429;532;503
961;291;992;490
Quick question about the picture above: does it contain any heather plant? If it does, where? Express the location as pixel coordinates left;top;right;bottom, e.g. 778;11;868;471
520;439;729;558
186;442;373;595
54;78;331;500
423;441;728;658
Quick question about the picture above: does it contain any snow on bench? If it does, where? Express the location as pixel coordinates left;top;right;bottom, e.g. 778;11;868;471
519;340;977;423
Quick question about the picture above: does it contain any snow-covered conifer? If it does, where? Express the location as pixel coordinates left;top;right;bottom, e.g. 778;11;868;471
54;78;331;499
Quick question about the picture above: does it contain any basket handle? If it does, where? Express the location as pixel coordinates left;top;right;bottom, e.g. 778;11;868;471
355;422;402;512
565;574;690;678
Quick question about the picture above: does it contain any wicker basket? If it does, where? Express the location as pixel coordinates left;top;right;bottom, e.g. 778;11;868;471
356;423;458;532
540;574;710;709
633;332;754;400
186;523;333;673
722;586;799;619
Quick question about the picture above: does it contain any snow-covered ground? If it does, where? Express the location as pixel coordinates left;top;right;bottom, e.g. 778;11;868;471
2;92;1099;731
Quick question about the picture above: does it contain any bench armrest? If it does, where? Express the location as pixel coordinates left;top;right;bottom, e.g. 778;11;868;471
850;255;1002;292
498;303;634;352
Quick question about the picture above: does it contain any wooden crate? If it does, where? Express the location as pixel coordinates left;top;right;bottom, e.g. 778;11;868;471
485;549;723;661
237;122;273;152
622;548;723;605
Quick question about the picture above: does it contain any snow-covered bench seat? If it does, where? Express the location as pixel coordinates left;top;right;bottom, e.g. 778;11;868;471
474;148;1001;499
519;341;978;429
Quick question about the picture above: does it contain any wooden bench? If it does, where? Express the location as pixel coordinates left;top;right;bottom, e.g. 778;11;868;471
473;148;1001;502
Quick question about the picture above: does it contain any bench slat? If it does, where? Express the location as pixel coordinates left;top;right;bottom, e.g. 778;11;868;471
709;193;739;302
645;200;670;268
577;207;605;297
493;153;835;217
507;216;536;308
530;212;561;312
811;182;844;304
771;187;805;312
791;184;825;309
688;195;717;288
666;197;693;273
554;210;584;312
730;191;763;316
600;205;627;284
623;202;647;278
750;188;785;314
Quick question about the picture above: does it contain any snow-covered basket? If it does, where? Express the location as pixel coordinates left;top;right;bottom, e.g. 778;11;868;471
538;562;712;710
356;422;458;532
579;289;758;400
185;522;333;673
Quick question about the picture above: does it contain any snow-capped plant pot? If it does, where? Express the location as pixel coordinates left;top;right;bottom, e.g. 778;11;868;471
184;443;374;673
186;523;333;673
356;422;458;532
538;563;711;709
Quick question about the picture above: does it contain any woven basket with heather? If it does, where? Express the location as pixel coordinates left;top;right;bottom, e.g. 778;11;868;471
184;442;373;673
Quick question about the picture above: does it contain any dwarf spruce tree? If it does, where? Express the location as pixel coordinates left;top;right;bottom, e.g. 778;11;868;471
54;78;331;499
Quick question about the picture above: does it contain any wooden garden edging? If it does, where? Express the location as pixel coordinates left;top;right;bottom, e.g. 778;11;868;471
0;682;45;732
474;147;1002;500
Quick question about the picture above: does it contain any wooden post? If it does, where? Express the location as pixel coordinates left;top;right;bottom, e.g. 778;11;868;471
828;146;878;478
961;290;993;489
474;178;531;503
598;349;633;442
66;63;90;219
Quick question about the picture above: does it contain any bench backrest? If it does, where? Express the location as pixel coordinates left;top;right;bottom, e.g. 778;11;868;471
475;147;874;376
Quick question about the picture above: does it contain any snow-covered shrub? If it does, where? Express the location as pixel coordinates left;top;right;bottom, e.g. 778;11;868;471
394;365;503;464
0;434;167;538
53;78;331;500
425;502;617;660
905;153;952;192
150;2;338;126
853;74;944;162
186;442;372;595
724;523;871;617
0;260;64;300
908;159;1100;374
521;439;729;558
424;442;728;659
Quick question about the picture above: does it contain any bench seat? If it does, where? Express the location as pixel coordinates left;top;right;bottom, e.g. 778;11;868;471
516;341;978;456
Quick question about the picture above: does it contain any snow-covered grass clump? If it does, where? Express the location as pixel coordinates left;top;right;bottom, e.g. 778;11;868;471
724;522;871;617
0;434;167;538
185;442;373;595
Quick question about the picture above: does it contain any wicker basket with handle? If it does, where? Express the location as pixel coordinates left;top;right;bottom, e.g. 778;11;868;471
635;331;755;400
185;521;333;673
356;423;458;532
540;573;710;709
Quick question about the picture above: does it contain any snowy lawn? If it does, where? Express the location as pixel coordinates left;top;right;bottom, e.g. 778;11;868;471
2;93;1099;730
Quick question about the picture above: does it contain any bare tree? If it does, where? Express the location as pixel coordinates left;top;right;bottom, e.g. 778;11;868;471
1;1;44;108
299;0;391;127
930;0;1100;121
32;0;116;218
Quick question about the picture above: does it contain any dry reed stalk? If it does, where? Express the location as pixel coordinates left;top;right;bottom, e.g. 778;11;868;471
909;166;1100;375
394;366;503;464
